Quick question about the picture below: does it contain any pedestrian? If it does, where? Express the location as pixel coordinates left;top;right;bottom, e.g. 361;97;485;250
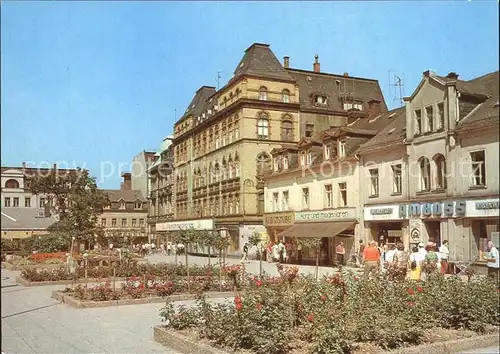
357;240;365;268
383;244;396;274
297;241;303;265
278;240;285;263
439;240;450;274
336;241;346;267
363;241;380;279
409;246;421;281
167;242;172;256
483;240;499;281
423;242;439;278
241;243;249;263
272;242;279;262
151;242;156;255
392;243;410;281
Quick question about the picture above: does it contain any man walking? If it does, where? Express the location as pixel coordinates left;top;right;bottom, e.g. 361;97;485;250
363;241;381;279
484;240;499;281
357;240;365;268
336;241;346;267
439;240;450;274
241;243;249;263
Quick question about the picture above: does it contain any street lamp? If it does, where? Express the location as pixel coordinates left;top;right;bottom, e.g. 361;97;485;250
217;227;229;267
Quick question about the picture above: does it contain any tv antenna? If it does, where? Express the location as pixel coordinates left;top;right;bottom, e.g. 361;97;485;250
388;71;405;107
216;71;222;90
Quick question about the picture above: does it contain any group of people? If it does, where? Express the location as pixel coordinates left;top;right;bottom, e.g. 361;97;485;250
360;239;499;281
130;242;185;257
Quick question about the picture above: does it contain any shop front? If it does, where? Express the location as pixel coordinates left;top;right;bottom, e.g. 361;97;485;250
278;208;357;266
363;204;409;248
156;219;214;252
263;211;295;244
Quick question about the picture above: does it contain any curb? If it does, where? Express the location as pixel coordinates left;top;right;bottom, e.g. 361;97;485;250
16;276;128;287
52;290;234;309
381;333;499;354
154;326;229;354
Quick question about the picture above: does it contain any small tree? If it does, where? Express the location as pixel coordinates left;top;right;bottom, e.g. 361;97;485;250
213;230;231;268
175;226;200;291
248;231;264;278
197;229;217;266
296;237;322;280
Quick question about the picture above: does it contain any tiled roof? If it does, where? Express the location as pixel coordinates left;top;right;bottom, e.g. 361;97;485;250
103;189;147;203
436;71;498;98
233;43;294;82
286;69;387;113
356;107;407;153
1;208;57;230
178;86;217;122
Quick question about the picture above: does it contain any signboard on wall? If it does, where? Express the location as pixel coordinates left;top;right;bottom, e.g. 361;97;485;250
409;218;422;243
296;208;356;222
263;212;294;227
156;219;214;231
364;205;402;221
465;198;500;218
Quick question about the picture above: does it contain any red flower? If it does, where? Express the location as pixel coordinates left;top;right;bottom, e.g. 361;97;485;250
234;296;242;304
321;295;327;303
408;288;415;295
416;286;423;293
256;303;263;311
235;303;243;311
307;313;314;322
139;283;145;289
354;276;359;281
256;280;263;287
297;305;303;313
407;301;415;307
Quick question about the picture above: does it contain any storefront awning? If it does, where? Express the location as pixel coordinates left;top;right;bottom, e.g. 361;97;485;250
277;221;355;239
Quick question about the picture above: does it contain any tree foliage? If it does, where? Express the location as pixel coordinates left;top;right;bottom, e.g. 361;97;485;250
29;168;109;243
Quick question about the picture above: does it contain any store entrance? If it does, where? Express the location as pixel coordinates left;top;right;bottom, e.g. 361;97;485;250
374;222;403;246
424;220;441;245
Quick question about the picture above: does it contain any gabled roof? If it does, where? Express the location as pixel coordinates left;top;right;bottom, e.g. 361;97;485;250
103;189;147;203
177;86;217;123
286;69;387;113
233;43;294;82
1;208;57;230
297;137;322;148
356;107;407;153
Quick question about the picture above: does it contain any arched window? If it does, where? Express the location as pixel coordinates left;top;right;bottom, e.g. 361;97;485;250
214;163;220;182
418;157;431;191
433;154;447;190
259;86;268;101
281;118;293;141
5;179;19;189
282;89;290;103
257;112;269;139
257;152;271;175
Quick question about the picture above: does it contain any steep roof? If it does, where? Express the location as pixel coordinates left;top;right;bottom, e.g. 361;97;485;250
286;69;387;113
178;86;217;123
103;189;147;203
356;107;407;153
1;208;57;230
233;43;294;82
436;71;498;98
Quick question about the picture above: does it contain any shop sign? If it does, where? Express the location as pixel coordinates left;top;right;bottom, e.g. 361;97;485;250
387;230;403;238
409;218;422;243
156;219;214;231
296;208;356;222
466;198;500;218
364;205;401;221
405;201;466;219
264;212;294;227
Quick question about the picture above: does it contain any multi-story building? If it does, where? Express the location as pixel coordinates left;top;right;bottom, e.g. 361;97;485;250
100;173;148;245
263;104;388;264
147;137;175;244
359;70;499;265
131;150;156;200
164;42;387;254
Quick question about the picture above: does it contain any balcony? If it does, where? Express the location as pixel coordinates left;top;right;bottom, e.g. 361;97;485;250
221;178;240;192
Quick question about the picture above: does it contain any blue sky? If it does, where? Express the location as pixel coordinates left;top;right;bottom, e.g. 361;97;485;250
2;1;498;189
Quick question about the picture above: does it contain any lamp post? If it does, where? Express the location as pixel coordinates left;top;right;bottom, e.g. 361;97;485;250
83;253;89;297
218;227;229;268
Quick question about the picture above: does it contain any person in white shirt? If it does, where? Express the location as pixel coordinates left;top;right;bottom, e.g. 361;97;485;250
167;242;172;256
271;243;279;262
439;240;450;274
484;240;499;281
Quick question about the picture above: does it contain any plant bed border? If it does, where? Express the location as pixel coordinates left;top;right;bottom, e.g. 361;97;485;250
153;326;499;354
3;263;67;271
51;290;234;308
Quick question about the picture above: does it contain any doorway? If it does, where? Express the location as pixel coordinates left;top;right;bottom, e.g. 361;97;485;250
424;220;441;245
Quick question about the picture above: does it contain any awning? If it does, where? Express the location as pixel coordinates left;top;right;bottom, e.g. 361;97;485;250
277;221;356;239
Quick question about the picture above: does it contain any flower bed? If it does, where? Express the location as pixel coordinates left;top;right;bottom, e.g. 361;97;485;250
157;268;500;354
29;252;67;263
20;263;221;283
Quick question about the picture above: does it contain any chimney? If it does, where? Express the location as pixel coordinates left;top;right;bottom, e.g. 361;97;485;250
53;163;57;170
121;172;132;191
368;99;382;118
22;162;26;169
343;72;349;77
283;56;290;69
446;72;459;80
313;54;320;73
423;70;436;78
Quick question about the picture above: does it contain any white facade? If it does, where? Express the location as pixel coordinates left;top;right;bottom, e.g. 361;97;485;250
1;168;46;210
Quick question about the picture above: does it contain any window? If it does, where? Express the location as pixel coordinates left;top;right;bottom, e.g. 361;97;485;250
39;198;46;208
5;179;19;188
437;103;444;131
392;164;402;195
353;103;363;111
259;87;268;101
300;151;306;166
101;218;106;227
302;188;310;209
111;218;117;227
306;151;313;165
282;89;290;103
343;102;353;110
25;198;31;207
339;183;347;207
119;202;126;209
339;141;346;158
470;150;486;187
283;155;289;170
418;157;431;191
324;144;331;160
121;218;127;227
434;155;447;190
414;109;422;136
274;157;281;172
281;120;293;141
135;202;142;209
132;218;137;227
139;218;144;226
273;192;279;212
425;106;434;132
315;95;327;105
4;197;11;207
235;197;240;214
305;124;314;138
325;184;333;208
13;197;19;207
257;114;269;139
369;169;379;197
282;191;289;210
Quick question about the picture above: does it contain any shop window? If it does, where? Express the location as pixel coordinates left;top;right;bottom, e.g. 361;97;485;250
470;150;486;187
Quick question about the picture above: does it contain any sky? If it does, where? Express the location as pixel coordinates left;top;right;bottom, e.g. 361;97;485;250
1;1;498;189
